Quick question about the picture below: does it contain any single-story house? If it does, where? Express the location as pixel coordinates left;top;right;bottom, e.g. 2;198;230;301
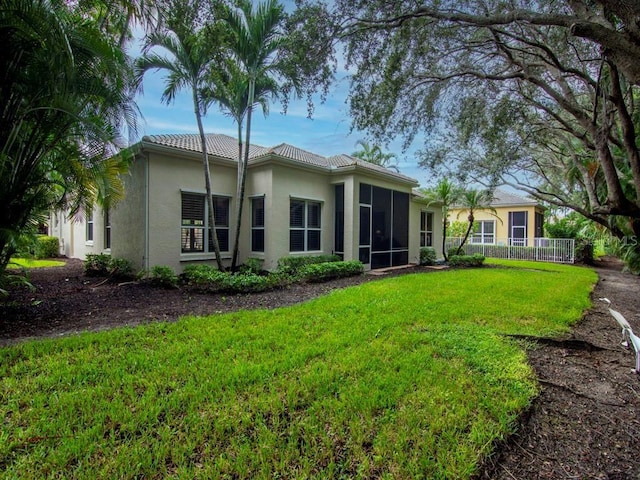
50;133;443;272
448;189;545;246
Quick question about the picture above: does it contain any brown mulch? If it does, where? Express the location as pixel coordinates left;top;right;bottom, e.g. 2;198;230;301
1;257;640;479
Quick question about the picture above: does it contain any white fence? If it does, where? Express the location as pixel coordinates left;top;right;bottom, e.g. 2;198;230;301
445;237;575;264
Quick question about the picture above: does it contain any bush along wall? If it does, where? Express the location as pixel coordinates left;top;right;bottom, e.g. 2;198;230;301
297;261;364;283
181;258;363;294
84;254;132;279
35;236;59;259
448;254;486;267
276;254;341;274
419;247;437;266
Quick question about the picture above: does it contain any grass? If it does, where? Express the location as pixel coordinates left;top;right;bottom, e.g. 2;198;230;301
8;258;66;269
0;260;597;479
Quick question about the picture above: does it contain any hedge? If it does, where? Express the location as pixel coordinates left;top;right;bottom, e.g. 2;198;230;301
448;254;486;267
298;260;364;282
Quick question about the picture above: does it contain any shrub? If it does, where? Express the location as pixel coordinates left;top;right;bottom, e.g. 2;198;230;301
240;257;263;275
621;243;640;275
277;254;341;274
108;257;133;279
84;254;111;276
223;272;273;293
419;247;437;266
84;254;132;279
448;246;465;258
298;260;364;283
574;239;594;265
448;254;485;267
182;264;228;289
35;236;59;259
150;265;178;288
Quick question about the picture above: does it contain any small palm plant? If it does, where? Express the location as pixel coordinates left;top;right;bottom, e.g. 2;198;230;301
454;189;500;255
420;178;461;261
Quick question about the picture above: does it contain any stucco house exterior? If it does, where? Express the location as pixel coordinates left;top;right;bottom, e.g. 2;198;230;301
448;189;545;246
50;133;443;272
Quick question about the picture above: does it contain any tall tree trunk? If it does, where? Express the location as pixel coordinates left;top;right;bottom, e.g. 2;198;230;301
457;212;475;255
231;79;255;270
194;93;224;271
442;208;448;261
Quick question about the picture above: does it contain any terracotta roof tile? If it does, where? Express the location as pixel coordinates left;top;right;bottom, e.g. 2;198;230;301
141;133;416;183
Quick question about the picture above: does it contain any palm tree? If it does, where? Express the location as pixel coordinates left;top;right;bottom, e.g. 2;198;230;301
224;0;291;271
135;19;225;270
351;140;400;172
0;0;136;279
204;62;278;227
454;189;499;255
420;178;461;261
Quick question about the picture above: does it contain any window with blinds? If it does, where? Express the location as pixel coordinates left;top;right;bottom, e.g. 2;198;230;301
181;192;229;254
251;197;265;252
290;199;321;252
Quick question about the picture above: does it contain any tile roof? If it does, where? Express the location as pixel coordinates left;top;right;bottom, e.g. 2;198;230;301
142;133;270;159
141;133;417;183
490;189;539;206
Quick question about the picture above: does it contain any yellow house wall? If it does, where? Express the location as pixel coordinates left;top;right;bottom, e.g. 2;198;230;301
448;205;543;243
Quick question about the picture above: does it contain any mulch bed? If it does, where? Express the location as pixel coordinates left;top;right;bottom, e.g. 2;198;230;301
1;257;639;478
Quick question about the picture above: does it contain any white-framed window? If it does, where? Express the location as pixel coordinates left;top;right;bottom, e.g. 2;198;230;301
86;209;94;243
251;197;265;253
181;192;229;254
420;211;433;247
290;199;321;252
472;220;495;244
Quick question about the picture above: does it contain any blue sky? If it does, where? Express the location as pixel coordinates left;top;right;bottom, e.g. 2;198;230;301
135;73;433;186
133;48;433;187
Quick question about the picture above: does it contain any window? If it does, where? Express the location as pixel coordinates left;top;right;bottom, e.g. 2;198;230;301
420;211;434;247
251;197;265;252
86;209;94;243
334;184;344;257
104;209;111;249
181;192;229;254
471;220;495;244
290;199;321;252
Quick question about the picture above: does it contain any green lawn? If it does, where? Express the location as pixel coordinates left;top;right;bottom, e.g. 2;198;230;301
8;258;66;269
0;260;596;479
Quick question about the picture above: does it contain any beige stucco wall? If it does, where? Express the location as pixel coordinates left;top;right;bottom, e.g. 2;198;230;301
53;146;430;272
410;200;444;262
111;156;147;271
143;151;237;273
242;163;273;267
49;207;109;260
266;162;335;270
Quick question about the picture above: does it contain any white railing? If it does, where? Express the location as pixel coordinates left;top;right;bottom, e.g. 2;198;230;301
445;237;575;264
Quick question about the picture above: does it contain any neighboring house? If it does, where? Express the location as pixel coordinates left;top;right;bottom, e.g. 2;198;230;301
50;133;443;272
448;189;545;246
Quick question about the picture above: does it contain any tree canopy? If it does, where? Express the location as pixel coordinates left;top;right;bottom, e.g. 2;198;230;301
294;0;640;253
0;0;142;277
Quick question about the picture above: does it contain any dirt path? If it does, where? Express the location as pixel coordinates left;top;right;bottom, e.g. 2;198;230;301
480;257;640;480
